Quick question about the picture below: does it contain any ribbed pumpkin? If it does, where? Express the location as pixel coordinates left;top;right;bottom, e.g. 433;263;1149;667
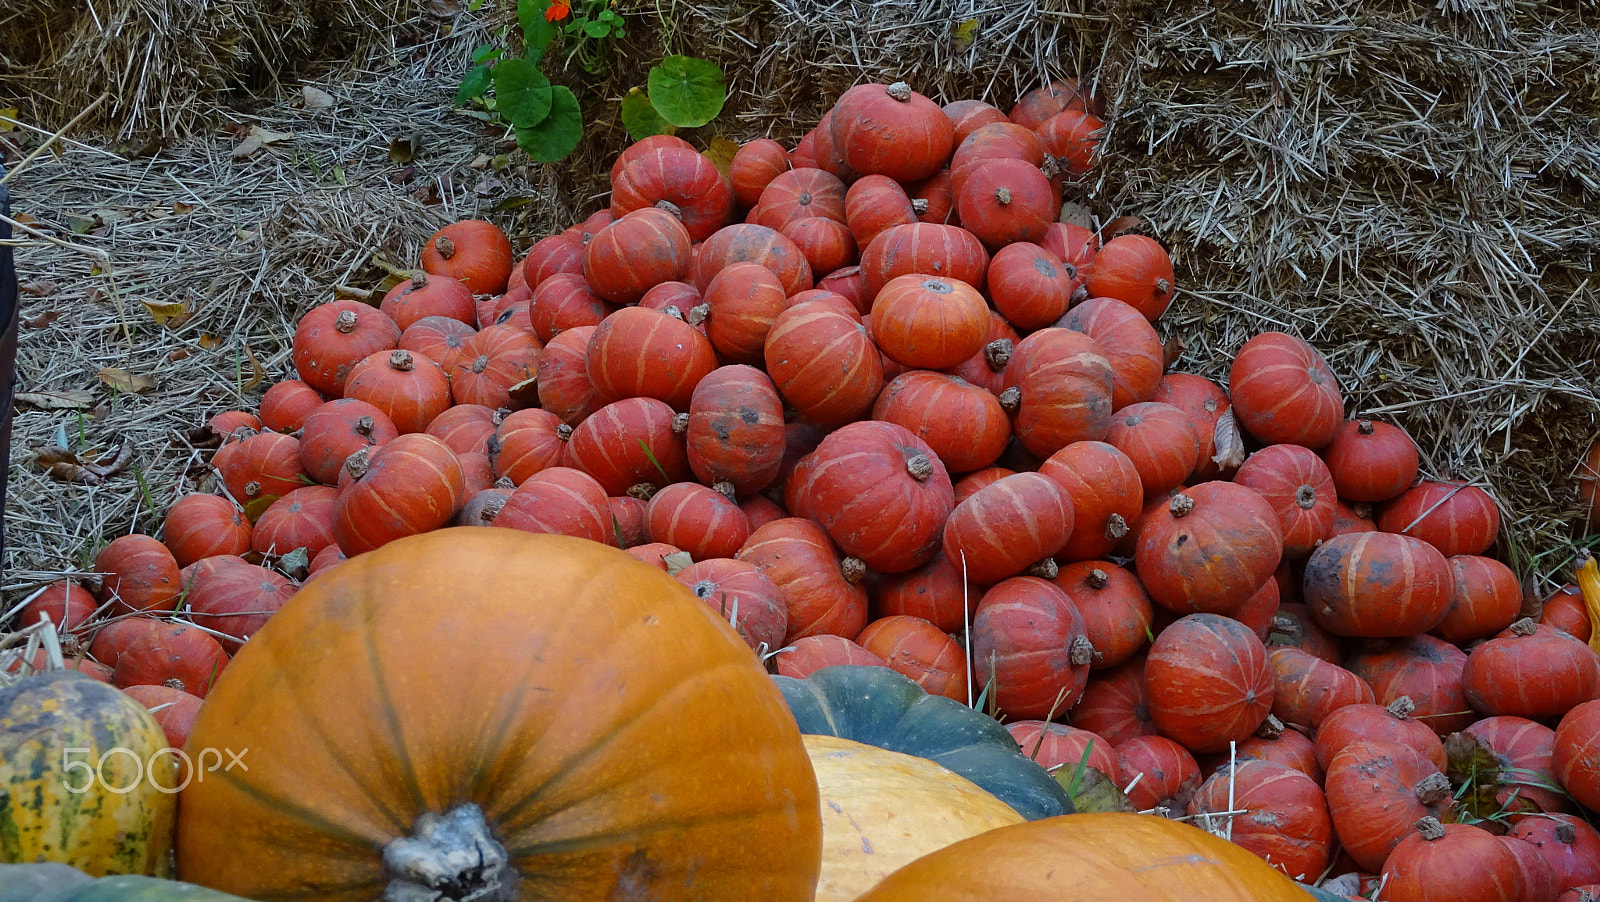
685;365;786;494
794;420;955;573
420;220;514;295
379;271;476;330
257;378;324;434
871;371;1010;474
487;408;567;485
1037;108;1104;179
673;557;787;653
1554;700;1600;812
448;324;542;410
950;122;1046;196
1265;645;1374;730
341;348;451;435
610;144;734;243
251;485;339;558
869;275;989;370
858;222;989;300
1314;697;1446;773
1001;327;1115;458
954;158;1055;249
1233;444;1338;558
1146;613;1275;754
527;272;612;343
176;529;822;900
291;300;402;398
1188;759;1334;882
520;232;585;291
737;517;869;643
1344;633;1474;736
853;811;1318;901
110;620;227;698
644;482;751;561
871;549;976;634
829;81;953;183
729;137;790;208
1071;655;1156;745
213;429;307;503
562;396;689;496
1462;715;1570;815
1435;554;1522;643
1461;619;1600;720
0;671;176;877
763;300;884;427
844;174;918;247
398;315;475;374
162;493;251;567
1150;372;1232;481
756;167;847;229
1082;234;1174;322
1010;78;1098;128
690;222;813;296
1053;561;1153;670
1055;296;1162;411
1323;739;1454;873
535;325;602;425
298;398;399;486
971;576;1095;719
780;217;856;281
943;99;1010;144
424;404;496;457
1382;818;1524;902
15;579;97;633
1038;440;1144;562
332;433;464;556
771;635;884;679
1302;530;1453;637
949;310;1019;397
856;615;969;702
1509;814;1600;892
1008;722;1119;782
582;205;693;303
586;305;718;411
941;473;1073;585
493;466;611;544
1378;479;1501;558
95;535;181;615
1135;482;1284;616
1321;418;1420;502
986;241;1080;331
1227;331;1344;449
1102;401;1200;498
702;261;787;365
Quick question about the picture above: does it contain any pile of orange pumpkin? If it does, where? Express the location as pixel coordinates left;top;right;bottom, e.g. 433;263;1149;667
15;77;1600;900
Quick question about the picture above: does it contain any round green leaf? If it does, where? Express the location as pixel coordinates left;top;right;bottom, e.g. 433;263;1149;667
456;64;492;105
493;58;553;128
515;85;583;162
647;55;726;128
620;88;676;142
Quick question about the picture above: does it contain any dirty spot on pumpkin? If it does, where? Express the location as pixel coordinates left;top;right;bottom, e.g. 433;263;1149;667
738;407;761;425
609;849;662;899
827;800;843;813
711;421;730;441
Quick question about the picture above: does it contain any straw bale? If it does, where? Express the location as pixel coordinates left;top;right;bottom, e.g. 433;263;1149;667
0;0;429;141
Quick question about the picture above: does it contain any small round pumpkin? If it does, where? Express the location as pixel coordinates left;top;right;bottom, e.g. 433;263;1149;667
1146;613;1275;754
1377;479;1502;558
1227;331;1344;449
420;219;514;295
853;811;1320;901
176;530;823;899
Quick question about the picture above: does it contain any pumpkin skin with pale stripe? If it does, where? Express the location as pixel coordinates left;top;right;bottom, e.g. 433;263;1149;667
176;528;822;901
1227;331;1344;450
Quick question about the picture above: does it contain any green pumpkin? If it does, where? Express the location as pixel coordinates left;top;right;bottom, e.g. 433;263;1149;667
0;864;253;901
773;665;1074;820
0;670;176;876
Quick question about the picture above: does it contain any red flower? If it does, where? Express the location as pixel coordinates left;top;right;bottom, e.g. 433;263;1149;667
545;1;570;21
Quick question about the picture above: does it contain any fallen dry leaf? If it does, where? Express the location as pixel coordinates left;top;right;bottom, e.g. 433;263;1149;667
20;279;59;297
14;389;94;410
301;85;335;110
23;311;61;328
701;136;739;179
36;441;133;484
141;298;191;327
232;125;293;159
97;367;157;394
1211;408;1247;470
198;334;222;350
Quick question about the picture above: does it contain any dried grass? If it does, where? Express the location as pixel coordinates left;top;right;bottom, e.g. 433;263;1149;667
2;11;573;599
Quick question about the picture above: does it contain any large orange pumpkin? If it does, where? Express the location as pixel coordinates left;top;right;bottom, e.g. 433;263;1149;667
176;529;823;900
854;811;1318;900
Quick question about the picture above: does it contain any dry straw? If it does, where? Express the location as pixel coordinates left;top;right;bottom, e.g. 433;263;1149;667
0;0;1596;608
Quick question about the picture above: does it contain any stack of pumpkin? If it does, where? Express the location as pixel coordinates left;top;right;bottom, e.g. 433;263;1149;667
13;76;1600;900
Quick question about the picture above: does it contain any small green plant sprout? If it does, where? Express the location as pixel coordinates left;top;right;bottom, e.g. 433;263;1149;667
456;0;727;162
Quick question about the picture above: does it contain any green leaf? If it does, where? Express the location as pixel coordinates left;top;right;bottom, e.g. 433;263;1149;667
456;64;493;104
647;55;726;128
1055;765;1137;814
620;88;676;142
471;43;502;64
582;20;611;38
515;85;583;162
517;0;557;60
493;58;553;128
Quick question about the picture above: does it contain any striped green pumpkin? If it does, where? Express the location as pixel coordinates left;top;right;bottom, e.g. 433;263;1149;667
0;864;251;901
0;670;176;876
